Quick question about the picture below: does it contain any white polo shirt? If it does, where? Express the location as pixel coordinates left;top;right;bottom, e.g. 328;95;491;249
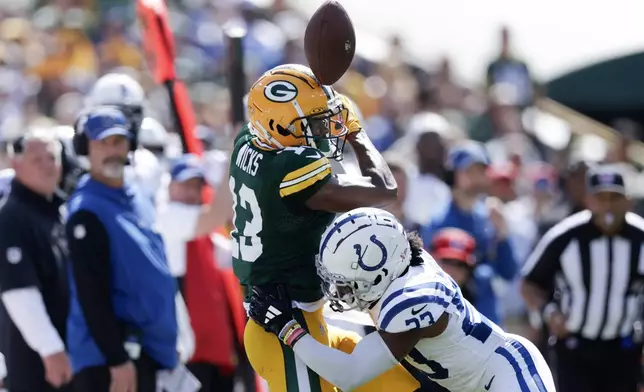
156;201;233;278
156;202;201;278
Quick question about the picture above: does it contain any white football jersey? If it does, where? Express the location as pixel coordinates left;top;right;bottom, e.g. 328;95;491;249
369;251;508;391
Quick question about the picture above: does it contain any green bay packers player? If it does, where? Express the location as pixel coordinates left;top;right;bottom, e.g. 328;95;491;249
229;64;419;392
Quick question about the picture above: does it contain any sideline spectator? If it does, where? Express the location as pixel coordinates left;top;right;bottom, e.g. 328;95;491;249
420;141;517;324
382;154;415;230
0;130;73;391
65;108;197;392
430;227;477;303
157;153;236;392
402;112;452;227
485;26;535;108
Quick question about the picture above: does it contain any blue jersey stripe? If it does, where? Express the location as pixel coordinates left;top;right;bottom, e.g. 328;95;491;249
510;339;548;392
380;281;456;312
461;301;493;343
494;346;531;392
380;295;451;330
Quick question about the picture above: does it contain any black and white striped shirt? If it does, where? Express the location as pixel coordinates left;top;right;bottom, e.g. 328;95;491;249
522;210;644;341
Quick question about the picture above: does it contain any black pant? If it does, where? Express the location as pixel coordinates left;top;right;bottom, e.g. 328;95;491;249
72;353;159;392
186;362;234;392
8;385;73;392
555;336;642;392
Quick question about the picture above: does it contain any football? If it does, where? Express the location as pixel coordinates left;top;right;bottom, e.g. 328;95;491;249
304;0;356;85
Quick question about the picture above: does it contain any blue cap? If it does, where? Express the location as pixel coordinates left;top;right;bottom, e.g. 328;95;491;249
82;107;132;141
170;154;205;182
446;141;490;171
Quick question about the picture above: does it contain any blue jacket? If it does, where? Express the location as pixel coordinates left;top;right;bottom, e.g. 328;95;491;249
66;176;178;372
420;198;517;324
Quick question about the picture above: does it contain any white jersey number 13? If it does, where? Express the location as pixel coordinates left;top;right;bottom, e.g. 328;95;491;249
229;176;263;262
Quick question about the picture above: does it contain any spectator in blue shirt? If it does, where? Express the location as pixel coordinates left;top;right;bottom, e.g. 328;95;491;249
420;141;518;324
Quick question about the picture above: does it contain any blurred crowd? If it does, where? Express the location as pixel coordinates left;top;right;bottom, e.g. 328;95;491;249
1;0;644;389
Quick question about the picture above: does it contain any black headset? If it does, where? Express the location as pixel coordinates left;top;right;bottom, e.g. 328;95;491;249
72;105;141;156
10;136;25;156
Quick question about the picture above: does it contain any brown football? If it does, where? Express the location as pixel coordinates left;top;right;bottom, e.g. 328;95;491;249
304;0;356;85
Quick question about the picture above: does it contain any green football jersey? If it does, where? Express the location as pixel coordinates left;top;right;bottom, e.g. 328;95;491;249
229;125;335;302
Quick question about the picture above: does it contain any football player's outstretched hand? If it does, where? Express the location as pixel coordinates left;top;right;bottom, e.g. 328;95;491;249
339;94;363;135
248;285;308;347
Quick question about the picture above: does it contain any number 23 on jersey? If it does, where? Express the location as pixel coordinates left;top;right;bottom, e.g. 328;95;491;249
229;176;263;262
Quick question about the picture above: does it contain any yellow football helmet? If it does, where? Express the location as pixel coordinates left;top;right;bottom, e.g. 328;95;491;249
247;64;349;159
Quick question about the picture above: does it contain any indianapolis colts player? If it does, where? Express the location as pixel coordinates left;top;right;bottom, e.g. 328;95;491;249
248;207;555;392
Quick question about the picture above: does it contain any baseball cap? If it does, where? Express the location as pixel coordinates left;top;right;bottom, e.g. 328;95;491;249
446;141;490;171
586;165;626;195
82;107;132;141
170;154;205;183
430;228;477;267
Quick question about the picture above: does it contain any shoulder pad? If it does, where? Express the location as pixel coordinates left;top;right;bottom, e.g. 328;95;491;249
234;124;252;143
377;270;458;334
277;146;331;198
277;145;324;158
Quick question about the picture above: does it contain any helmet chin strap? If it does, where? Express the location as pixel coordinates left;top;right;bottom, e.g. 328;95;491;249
291;100;318;149
251;122;283;149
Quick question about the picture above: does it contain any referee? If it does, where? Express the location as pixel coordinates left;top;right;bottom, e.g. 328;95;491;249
0;130;73;391
521;164;644;392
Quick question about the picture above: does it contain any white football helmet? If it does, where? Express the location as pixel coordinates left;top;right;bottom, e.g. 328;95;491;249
51;125;75;141
138;117;168;153
85;73;145;108
84;73;145;130
317;207;411;312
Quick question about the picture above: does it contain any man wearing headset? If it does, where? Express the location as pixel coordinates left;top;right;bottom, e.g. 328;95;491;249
65;107;198;392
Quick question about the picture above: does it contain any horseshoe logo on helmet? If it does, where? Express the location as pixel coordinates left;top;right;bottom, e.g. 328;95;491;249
354;235;388;272
264;80;298;103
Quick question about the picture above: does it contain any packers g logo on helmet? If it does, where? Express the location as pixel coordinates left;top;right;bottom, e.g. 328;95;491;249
247;64;349;160
264;81;298;103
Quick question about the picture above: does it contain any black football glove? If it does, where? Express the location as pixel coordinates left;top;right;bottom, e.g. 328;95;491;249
248;285;308;347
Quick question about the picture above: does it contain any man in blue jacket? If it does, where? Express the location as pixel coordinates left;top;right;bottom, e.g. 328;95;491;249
420;141;517;324
64;107;181;392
